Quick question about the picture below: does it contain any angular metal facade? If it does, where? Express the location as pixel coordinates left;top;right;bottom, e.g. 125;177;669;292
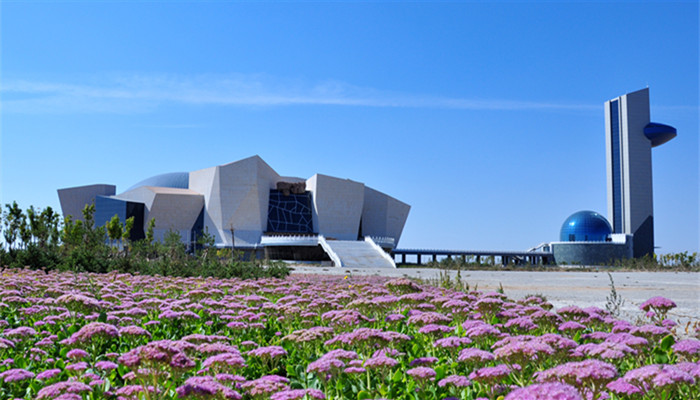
58;155;411;249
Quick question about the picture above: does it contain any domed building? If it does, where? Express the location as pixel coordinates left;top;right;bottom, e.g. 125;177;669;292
559;211;612;242
550;211;632;265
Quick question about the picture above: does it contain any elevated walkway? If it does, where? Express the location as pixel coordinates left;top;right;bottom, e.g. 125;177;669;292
392;248;553;266
319;237;396;268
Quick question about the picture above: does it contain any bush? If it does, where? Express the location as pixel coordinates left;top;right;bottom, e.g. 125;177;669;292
1;202;290;280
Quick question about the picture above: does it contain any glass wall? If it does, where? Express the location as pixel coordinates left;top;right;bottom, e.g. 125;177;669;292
267;190;314;233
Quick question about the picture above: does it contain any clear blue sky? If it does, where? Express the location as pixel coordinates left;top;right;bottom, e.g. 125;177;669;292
1;1;698;253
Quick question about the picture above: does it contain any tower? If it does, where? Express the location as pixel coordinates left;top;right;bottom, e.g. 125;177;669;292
604;88;676;258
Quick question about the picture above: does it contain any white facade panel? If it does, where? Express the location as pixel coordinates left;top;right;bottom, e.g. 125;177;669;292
307;174;364;240
117;186;203;234
621;89;652;235
361;186;410;246
147;189;204;234
58;184;116;221
604;102;615;227
189;156;279;247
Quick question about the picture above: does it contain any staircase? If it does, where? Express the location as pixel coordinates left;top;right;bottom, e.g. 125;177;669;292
319;237;396;268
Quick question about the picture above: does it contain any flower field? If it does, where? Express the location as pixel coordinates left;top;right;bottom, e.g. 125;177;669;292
0;269;698;400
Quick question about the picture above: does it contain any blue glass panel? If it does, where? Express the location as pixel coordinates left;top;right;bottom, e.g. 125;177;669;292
94;196;127;228
267;190;314;233
560;211;612;242
610;100;622;233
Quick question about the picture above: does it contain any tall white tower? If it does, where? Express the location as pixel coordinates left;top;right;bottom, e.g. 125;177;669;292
604;88;676;258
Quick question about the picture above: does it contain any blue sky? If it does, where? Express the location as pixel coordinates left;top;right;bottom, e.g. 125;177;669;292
1;1;698;253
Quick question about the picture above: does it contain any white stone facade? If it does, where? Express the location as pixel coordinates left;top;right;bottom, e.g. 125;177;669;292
306;174;365;241
116;186;204;242
57;184;116;221
58;155;410;250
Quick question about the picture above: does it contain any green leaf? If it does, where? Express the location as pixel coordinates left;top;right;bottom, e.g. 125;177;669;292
490;315;501;325
573;330;582;343
392;369;402;383
286;364;296;378
118;365;130;377
659;334;675;351
653;348;669;364
407;380;416;393
98;311;107;323
357;390;372;400
435;365;447;381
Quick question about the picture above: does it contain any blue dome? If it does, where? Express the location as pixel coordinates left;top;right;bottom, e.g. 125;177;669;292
126;172;189;192
560;211;612;242
644;122;677;148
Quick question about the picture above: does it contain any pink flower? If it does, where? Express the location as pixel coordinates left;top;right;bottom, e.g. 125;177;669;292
241;375;289;396
639;296;677;312
558;321;586;332
36;368;61;380
407;366;436;382
270;389;326;400
434;336;472;349
672;339;700;358
95;360;118;370
458;348;495;363
363;355;399;369
618;364;695;393
247;345;288;359
0;368;35;383
409;357;438;367
66;349;89;360
469;364;518;384
36;381;92;399
62;322;119;345
176;375;241;399
438;374;471;388
534;359;618;389
505;382;583;400
202;352;247;371
66;362;88;371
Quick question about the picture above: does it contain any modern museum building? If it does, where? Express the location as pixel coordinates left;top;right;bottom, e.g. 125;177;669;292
58;156;410;268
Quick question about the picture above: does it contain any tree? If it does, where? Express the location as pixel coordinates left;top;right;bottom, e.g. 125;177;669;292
18;213;30;250
122;217;134;256
61;216;84;250
106;214;122;249
80;204;107;249
3;202;24;251
42;207;62;247
196;226;216;260
145;218;156;244
27;206;39;245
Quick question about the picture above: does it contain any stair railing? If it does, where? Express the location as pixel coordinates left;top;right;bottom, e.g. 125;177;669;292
318;235;344;267
365;236;397;268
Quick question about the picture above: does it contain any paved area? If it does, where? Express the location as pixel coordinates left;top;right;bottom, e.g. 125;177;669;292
290;266;700;329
